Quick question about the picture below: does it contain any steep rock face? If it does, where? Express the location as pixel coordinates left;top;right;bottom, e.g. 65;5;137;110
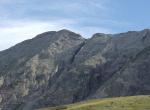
0;30;85;110
92;46;150;98
0;29;150;110
32;29;150;108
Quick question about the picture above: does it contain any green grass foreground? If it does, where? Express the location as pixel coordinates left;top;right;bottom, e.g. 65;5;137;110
38;95;150;110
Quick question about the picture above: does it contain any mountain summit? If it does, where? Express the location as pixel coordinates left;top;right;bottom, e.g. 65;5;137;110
0;29;150;110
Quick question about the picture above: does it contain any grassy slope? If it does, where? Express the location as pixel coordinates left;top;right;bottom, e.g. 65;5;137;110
38;95;150;110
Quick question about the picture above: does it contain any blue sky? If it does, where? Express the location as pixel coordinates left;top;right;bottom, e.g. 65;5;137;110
0;0;150;50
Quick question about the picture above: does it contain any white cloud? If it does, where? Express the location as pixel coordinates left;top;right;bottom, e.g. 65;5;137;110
0;19;76;51
0;0;114;51
0;19;113;51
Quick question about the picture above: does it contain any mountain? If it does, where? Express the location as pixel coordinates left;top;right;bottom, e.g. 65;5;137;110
0;29;150;110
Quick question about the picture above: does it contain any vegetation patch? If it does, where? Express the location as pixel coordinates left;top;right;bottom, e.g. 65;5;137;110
38;95;150;110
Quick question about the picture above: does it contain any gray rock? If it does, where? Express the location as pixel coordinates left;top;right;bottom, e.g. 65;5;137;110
0;29;150;110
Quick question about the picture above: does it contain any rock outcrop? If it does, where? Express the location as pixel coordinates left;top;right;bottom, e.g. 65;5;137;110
0;29;150;110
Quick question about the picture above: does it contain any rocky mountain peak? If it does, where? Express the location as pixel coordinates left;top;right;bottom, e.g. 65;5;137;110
93;33;107;37
55;29;84;41
142;28;150;32
92;33;111;42
0;29;150;110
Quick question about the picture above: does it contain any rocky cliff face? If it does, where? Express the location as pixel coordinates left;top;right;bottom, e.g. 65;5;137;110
0;29;150;110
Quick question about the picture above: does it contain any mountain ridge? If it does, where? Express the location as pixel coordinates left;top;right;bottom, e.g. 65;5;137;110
0;29;150;110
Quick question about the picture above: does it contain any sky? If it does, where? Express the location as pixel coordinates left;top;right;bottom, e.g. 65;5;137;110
0;0;150;51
